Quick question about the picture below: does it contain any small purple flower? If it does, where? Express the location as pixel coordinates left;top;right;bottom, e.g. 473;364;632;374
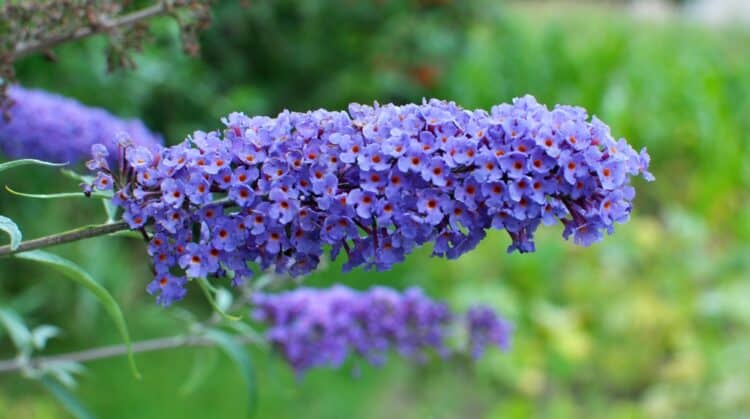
499;152;528;180
597;160;626;190
263;227;288;254
509;176;534;202
147;273;187;307
397;151;428;174
358;144;391;172
339;137;364;164
161;178;185;208
179;243;210;278
229;184;254;207
560;119;591;151
94;172;114;190
360;171;387;193
422;158;449;186
347;189;377;219
269;188;298;224
417;191;446;225
558;150;585;185
482;182;507;208
211;218;238;251
474;153;504;182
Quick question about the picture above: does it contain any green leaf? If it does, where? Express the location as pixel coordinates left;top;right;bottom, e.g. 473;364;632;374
0;308;32;352
40;375;95;419
205;330;256;416
4;186;111;200
42;360;85;388
197;278;241;321
179;347;220;395
60;169;94;184
0;214;22;250
14;250;140;378
0;158;68;173
107;230;143;240
215;287;233;312
102;199;118;223
31;325;62;350
224;322;266;348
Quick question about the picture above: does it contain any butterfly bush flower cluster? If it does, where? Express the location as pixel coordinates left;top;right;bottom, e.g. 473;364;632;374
251;285;512;374
86;95;653;306
0;85;162;163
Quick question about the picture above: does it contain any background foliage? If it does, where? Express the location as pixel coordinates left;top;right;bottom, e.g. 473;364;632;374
1;1;749;418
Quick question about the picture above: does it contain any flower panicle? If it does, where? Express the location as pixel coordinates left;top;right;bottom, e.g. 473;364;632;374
87;95;653;306
251;285;511;375
0;85;162;164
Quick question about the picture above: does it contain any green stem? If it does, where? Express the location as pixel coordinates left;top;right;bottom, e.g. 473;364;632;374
0;221;130;257
0;332;262;375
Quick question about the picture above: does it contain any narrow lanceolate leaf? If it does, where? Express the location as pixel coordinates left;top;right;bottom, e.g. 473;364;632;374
4;186;111;200
60;169;94;184
14;250;140;378
40;375;95;419
107;230;144;240
0;215;22;250
205;330;257;416
197;278;241;321
102;199;118;223
179;347;220;396
31;325;62;351
0;308;32;352
0;158;68;173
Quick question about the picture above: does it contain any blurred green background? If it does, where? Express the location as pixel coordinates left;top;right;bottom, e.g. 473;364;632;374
2;0;750;418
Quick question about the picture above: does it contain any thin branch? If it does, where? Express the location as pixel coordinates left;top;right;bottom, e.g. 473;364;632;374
0;333;260;374
0;221;130;257
11;2;170;61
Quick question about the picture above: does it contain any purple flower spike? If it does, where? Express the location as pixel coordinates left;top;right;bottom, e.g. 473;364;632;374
86;95;652;305
1;85;162;163
252;285;512;375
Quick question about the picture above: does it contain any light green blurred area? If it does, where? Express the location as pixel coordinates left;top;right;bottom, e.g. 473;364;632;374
1;1;750;418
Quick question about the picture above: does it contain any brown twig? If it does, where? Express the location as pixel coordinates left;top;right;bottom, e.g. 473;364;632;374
0;221;130;257
9;2;171;62
0;333;259;374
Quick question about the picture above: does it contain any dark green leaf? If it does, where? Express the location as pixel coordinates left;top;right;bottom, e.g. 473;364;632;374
179;347;220;395
205;330;257;416
0;158;68;173
14;250;140;378
60;169;94;184
0;308;32;351
40;375;95;419
4;186;111;200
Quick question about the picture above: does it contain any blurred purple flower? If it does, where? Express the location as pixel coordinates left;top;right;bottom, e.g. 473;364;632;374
467;306;513;359
0;85;162;163
252;285;511;375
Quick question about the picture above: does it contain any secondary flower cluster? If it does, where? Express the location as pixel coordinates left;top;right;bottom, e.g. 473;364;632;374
0;85;162;163
87;95;652;306
252;285;512;374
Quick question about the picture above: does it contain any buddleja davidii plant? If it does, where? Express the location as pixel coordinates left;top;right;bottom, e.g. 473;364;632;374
0;0;213;114
0;95;653;416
